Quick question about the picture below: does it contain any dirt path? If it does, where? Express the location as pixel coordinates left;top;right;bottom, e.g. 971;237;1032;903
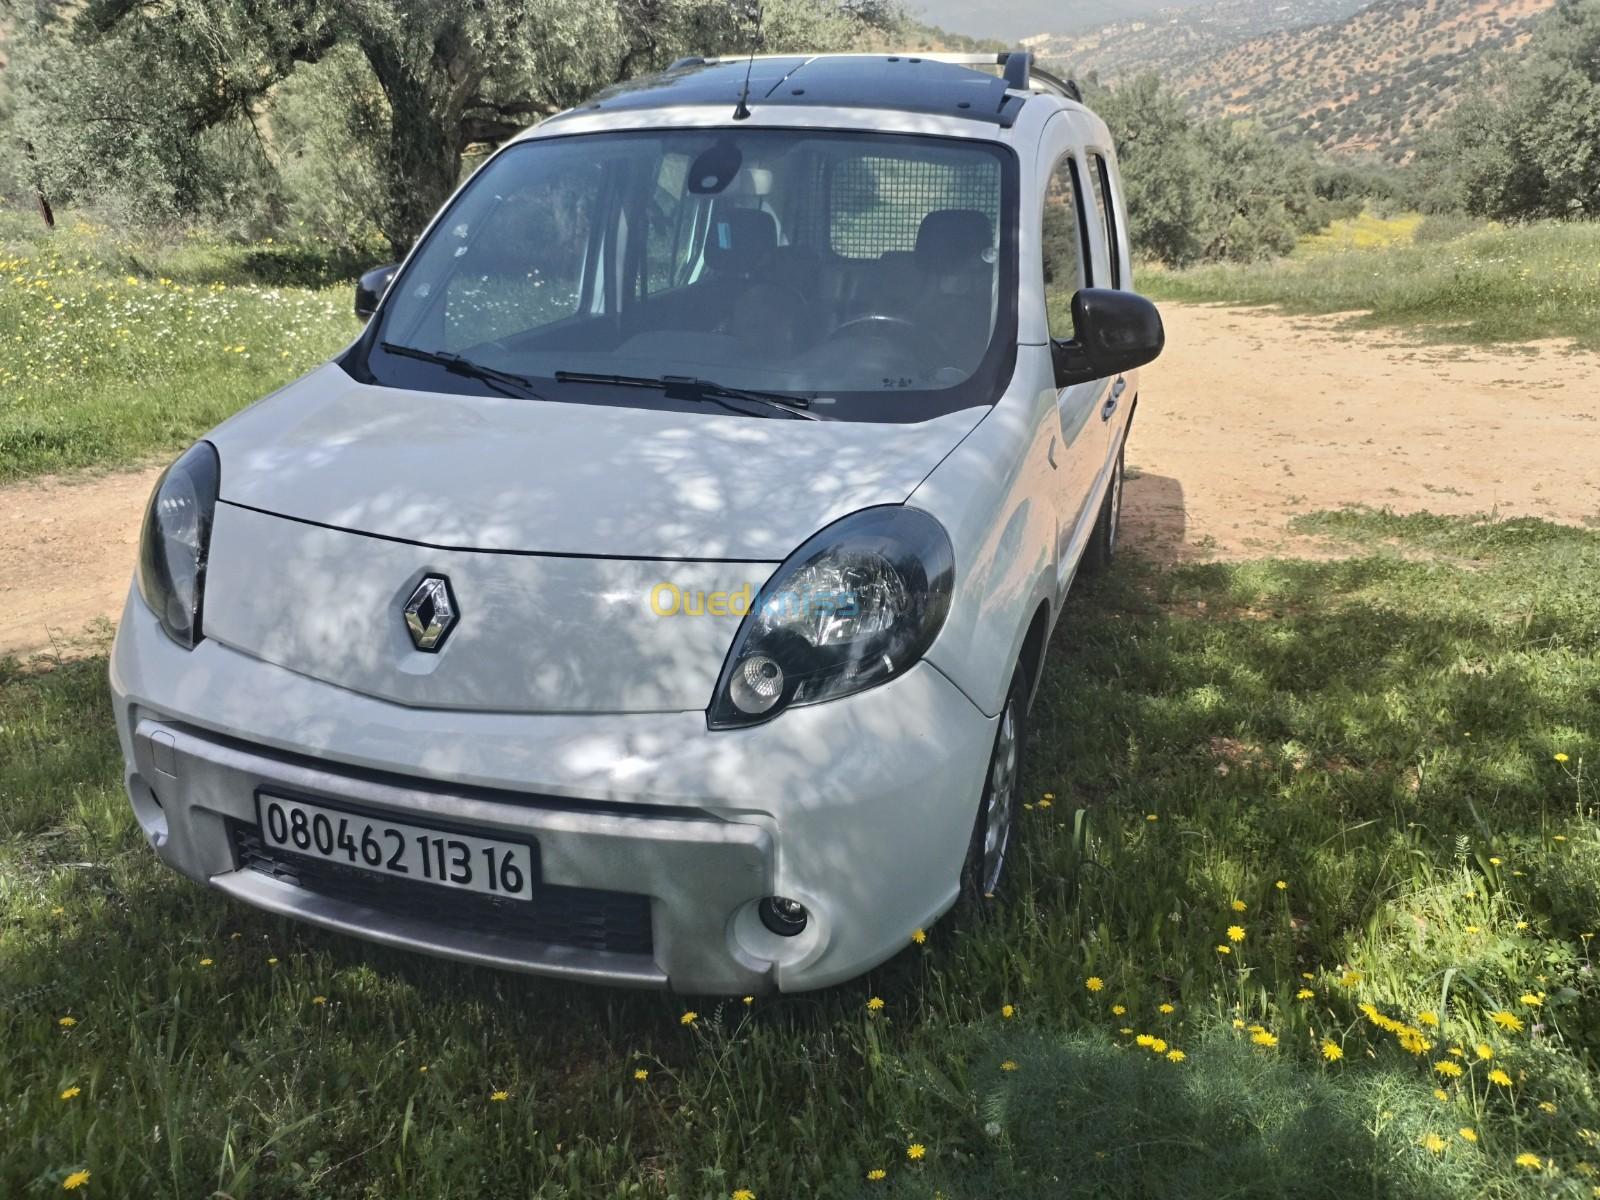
5;303;1600;661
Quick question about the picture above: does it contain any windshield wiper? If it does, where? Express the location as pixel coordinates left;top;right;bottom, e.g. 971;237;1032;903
380;342;548;402
553;371;823;421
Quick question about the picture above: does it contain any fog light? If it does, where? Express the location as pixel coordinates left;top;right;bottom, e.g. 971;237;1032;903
729;654;785;715
758;896;808;937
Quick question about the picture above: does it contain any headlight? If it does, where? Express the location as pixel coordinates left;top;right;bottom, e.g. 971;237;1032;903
136;441;221;649
708;506;954;729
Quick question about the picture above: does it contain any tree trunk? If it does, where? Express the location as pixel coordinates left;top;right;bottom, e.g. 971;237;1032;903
362;45;463;257
23;142;55;231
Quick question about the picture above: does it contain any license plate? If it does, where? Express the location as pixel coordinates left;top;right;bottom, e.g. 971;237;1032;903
255;795;535;901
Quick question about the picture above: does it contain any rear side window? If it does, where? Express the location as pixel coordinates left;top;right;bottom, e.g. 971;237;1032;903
1042;154;1089;340
828;154;1002;259
1087;153;1122;289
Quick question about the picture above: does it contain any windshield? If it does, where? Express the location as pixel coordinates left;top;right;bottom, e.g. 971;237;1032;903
359;129;1019;422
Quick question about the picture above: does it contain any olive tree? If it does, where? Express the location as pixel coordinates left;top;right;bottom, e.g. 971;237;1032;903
5;0;894;251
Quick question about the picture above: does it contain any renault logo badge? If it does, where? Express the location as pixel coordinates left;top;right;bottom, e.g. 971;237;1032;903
403;575;458;652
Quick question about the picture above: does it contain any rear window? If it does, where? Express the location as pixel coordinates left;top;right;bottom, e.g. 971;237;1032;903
827;154;1003;260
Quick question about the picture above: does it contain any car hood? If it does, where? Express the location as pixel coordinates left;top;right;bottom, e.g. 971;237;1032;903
210;364;987;561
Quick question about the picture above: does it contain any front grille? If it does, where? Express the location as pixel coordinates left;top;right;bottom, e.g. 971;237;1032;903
228;822;653;957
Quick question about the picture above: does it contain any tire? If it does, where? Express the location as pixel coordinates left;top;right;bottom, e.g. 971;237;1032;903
960;663;1030;906
1082;441;1125;575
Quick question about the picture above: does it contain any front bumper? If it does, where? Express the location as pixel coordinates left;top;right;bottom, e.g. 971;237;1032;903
110;592;995;993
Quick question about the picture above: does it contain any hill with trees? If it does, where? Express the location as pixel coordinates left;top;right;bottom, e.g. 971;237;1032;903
1039;0;1557;163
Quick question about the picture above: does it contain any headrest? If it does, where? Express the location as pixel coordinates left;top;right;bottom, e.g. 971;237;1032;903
706;208;778;273
915;209;994;273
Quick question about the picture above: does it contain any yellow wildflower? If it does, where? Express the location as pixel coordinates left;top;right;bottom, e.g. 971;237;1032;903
1166;1049;1186;1063
63;1171;91;1191
490;1090;509;1102
1001;1004;1015;1019
1216;945;1232;954
1158;1002;1175;1014
907;1143;926;1161
1434;1061;1463;1078
867;996;885;1012
1491;1011;1524;1033
1000;1060;1018;1072
1421;1133;1446;1154
743;996;754;1006
1086;977;1104;992
1111;1004;1127;1016
312;996;327;1006
1339;971;1362;988
60;1086;81;1100
1433;1089;1449;1102
1275;880;1287;890
1459;1128;1477;1143
1540;1101;1557;1115
1321;1041;1343;1062
1488;1069;1513;1087
1555;753;1569;763
1475;1044;1493;1060
1251;1030;1278;1048
266;957;278;966
1146;814;1158;821
1297;988;1315;1000
57;1017;77;1028
1136;1034;1154;1047
1231;900;1247;912
1520;993;1543;1007
198;958;214;968
866;1169;886;1181
731;1190;756;1200
680;1011;699;1026
911;928;926;944
634;1068;649;1081
1516;1153;1543;1170
1227;926;1246;943
1150;1038;1168;1054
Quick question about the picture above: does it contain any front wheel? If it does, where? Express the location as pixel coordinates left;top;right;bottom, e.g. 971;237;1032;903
1083;442;1125;575
960;664;1030;905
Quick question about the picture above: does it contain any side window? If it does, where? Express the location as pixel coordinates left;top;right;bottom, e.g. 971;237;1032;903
440;163;601;350
1087;153;1122;289
645;153;701;294
1042;153;1090;341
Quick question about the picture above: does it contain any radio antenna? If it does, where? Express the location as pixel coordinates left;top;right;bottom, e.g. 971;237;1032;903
732;3;763;120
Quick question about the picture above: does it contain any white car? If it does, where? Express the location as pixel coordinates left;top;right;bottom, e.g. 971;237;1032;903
110;52;1163;993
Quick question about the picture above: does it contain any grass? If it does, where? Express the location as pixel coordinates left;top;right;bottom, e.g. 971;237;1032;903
4;508;1599;1198
1141;216;1600;352
0;210;363;482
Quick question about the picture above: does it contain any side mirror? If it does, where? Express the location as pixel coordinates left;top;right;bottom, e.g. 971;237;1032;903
354;263;400;323
1052;288;1165;388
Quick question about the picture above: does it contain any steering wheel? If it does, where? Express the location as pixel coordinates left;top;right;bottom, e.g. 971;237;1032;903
825;313;948;367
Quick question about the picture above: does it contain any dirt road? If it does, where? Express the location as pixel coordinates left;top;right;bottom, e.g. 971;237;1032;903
5;303;1598;661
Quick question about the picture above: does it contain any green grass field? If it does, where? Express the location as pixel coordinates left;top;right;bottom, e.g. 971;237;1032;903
5;509;1597;1198
1141;217;1600;352
0;212;362;482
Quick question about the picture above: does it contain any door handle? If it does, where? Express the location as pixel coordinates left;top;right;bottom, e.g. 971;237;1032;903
1102;377;1127;422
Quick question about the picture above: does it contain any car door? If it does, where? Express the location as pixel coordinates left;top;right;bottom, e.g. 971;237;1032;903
1039;128;1113;593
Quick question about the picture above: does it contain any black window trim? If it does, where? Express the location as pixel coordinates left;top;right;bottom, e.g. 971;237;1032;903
1085;148;1123;290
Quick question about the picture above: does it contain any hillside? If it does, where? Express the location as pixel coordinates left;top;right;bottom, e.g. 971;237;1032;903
1039;0;1557;162
1024;0;1369;81
908;0;1222;43
1180;0;1555;159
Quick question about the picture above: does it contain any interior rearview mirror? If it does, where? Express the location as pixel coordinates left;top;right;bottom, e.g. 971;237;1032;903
1052;289;1165;388
354;263;400;323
